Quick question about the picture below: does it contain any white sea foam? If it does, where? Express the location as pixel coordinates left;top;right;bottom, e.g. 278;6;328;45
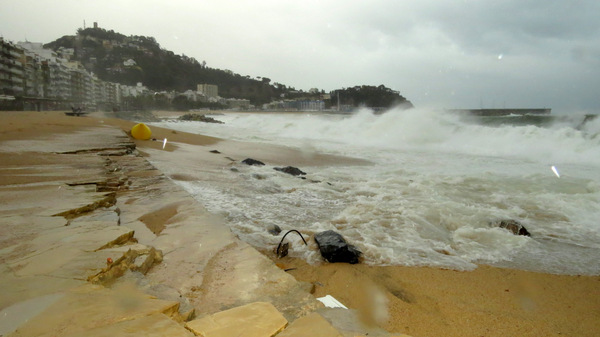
151;109;600;275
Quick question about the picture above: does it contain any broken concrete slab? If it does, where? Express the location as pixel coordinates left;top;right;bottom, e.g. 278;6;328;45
0;119;398;337
67;208;120;228
131;246;163;274
0;122;196;335
6;283;180;337
0;126;132;155
0;292;65;336
53;191;117;220
60;313;195;337
0;182;96;218
277;312;343;337
0;269;84;311
88;246;163;285
6;225;137;278
185;302;287;337
190;240;321;320
137;201;185;235
112;270;197;318
117;145;324;320
119;190;237;301
0;215;66;266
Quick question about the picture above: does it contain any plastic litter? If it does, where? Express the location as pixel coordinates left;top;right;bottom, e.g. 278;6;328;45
316;295;348;309
276;230;307;258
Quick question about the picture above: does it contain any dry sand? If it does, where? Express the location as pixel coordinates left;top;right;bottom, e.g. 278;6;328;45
1;110;599;337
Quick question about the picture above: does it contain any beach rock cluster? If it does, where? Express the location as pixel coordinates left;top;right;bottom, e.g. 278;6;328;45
242;158;266;166
242;158;310;178
314;230;362;264
178;113;224;124
238;155;364;264
274;166;307;176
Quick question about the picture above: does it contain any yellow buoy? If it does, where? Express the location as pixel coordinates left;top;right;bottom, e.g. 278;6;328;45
131;123;152;140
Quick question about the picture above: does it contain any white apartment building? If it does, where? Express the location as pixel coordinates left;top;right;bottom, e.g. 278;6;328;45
197;83;218;98
1;38;25;97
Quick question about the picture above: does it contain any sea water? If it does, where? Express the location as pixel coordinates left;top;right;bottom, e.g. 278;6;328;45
151;108;600;275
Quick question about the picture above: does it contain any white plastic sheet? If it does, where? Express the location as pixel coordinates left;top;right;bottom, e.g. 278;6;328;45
316;295;348;309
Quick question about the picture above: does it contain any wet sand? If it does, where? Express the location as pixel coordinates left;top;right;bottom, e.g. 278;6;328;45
1;110;599;337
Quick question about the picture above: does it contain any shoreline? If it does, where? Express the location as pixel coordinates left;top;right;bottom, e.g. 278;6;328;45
141;109;600;336
1;110;598;337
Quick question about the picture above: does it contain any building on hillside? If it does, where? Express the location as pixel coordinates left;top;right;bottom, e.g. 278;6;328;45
282;99;325;111
120;82;148;97
3;37;121;111
4;36;248;112
262;101;283;110
102;40;113;51
66;61;87;107
19;41;71;109
20;48;44;98
92;74;103;111
123;59;136;67
105;82;121;108
44;57;71;101
57;47;75;60
181;89;202;102
197;84;218;98
226;98;250;110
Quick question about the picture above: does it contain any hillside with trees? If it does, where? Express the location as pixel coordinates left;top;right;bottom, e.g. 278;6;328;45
43;27;413;110
331;85;413;110
44;27;284;105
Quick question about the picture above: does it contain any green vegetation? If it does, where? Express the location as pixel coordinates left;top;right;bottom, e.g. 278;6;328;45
45;28;283;105
331;85;413;109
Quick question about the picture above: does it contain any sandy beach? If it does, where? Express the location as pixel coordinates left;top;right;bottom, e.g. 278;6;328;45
1;110;598;337
270;256;599;336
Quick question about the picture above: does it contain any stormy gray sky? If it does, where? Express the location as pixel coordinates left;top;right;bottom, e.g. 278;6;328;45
1;0;599;112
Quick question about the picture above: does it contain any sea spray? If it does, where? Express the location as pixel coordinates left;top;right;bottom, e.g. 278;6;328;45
168;108;600;166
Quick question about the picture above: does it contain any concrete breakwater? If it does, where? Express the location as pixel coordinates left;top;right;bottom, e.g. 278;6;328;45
447;108;551;116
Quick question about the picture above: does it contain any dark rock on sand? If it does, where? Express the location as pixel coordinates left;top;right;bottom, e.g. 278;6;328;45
242;158;265;166
268;225;282;236
314;230;361;264
178;113;224;124
274;166;306;176
209;150;221;154
491;219;531;236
